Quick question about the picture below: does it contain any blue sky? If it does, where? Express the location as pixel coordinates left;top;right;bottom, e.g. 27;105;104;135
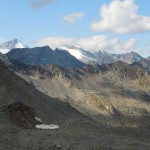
0;0;150;56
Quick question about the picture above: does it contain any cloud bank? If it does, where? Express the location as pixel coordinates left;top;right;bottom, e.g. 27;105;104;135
91;0;150;34
34;35;137;54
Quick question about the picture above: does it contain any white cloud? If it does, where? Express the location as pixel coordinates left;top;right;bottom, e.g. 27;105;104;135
63;13;84;24
28;0;55;9
34;35;137;54
35;37;76;49
91;0;150;34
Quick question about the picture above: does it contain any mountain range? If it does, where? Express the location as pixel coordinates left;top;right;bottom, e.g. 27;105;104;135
6;46;85;68
1;39;150;67
58;45;146;64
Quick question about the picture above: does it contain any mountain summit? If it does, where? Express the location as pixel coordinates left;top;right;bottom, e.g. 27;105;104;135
0;38;28;54
114;52;143;64
57;45;97;64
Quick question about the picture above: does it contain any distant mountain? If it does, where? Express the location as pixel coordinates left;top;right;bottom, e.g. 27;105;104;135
57;45;97;64
95;51;144;65
4;41;145;66
132;59;150;73
57;45;144;65
0;38;28;54
95;50;116;65
6;46;85;68
57;46;116;65
114;52;144;64
147;56;150;60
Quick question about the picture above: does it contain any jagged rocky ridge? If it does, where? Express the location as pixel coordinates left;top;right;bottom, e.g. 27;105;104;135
2;41;145;67
57;45;144;64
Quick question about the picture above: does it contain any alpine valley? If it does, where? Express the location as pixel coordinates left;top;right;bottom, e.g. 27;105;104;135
0;39;150;150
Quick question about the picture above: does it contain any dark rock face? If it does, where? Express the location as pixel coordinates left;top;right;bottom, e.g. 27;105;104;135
83;61;146;80
6;46;85;68
107;61;146;79
95;51;116;65
5;102;37;128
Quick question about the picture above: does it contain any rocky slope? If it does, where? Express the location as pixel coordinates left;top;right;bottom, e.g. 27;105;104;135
10;59;150;128
0;58;100;150
1;56;150;149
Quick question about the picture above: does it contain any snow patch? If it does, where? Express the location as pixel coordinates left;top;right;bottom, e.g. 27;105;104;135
29;76;36;80
0;48;10;54
35;124;59;130
0;38;28;54
59;46;83;59
58;45;96;64
35;117;43;123
15;42;25;49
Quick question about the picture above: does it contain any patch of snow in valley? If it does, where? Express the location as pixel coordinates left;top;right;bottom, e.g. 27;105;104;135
29;76;36;80
35;117;43;123
35;124;59;130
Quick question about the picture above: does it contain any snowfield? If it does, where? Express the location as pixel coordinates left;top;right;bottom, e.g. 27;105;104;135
0;48;9;54
35;124;59;129
58;45;96;63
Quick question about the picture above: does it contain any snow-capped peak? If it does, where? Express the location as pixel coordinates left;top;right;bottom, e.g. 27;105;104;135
58;45;84;59
57;45;96;63
0;38;28;54
117;51;143;64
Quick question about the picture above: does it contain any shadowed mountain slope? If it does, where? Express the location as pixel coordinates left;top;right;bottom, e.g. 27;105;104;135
6;46;85;68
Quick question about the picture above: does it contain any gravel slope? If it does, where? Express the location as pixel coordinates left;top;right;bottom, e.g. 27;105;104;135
1;60;150;150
